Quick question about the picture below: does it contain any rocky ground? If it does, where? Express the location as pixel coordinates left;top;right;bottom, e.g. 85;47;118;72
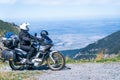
0;62;120;80
32;63;120;80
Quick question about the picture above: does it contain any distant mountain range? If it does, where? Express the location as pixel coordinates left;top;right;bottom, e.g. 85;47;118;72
74;30;120;59
60;49;80;58
61;30;120;60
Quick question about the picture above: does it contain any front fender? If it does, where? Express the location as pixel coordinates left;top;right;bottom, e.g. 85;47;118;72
50;51;58;55
45;51;58;60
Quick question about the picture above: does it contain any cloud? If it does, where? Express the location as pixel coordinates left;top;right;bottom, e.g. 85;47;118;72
0;0;119;20
21;0;63;5
0;0;119;6
21;0;120;6
0;0;16;4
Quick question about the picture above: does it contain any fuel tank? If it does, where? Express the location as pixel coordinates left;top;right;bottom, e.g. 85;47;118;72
14;48;27;58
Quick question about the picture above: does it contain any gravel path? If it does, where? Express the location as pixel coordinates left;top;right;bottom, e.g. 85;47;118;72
1;62;120;80
34;63;120;80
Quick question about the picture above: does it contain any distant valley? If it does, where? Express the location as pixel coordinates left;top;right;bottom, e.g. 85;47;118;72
61;30;120;60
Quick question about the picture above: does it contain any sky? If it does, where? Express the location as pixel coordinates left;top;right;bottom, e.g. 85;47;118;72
0;0;120;21
0;0;120;50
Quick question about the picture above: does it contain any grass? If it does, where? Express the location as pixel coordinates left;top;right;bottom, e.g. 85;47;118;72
0;62;43;80
96;55;120;63
0;71;42;80
0;71;43;80
66;57;95;64
65;54;120;63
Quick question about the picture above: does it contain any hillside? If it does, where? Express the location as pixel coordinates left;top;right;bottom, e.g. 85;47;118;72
60;49;80;58
74;30;120;59
0;20;19;36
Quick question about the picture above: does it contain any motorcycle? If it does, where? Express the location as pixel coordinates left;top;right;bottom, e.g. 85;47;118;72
0;33;65;71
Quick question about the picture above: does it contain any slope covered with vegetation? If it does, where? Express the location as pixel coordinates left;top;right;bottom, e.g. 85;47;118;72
0;20;19;36
74;30;120;60
81;30;120;54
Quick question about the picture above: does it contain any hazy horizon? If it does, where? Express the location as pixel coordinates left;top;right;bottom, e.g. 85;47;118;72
0;0;120;21
24;19;120;50
0;0;120;50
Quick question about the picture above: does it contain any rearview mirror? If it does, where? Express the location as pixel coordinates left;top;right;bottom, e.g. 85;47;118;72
34;33;37;37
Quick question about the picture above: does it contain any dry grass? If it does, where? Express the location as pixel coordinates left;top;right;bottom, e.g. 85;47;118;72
96;51;104;61
0;71;43;80
0;62;43;80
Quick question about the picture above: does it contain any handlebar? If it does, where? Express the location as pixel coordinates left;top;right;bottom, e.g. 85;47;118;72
31;36;53;47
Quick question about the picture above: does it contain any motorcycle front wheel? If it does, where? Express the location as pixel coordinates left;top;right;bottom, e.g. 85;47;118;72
47;52;65;71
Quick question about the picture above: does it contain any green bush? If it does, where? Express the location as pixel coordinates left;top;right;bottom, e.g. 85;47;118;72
66;54;120;63
96;57;120;63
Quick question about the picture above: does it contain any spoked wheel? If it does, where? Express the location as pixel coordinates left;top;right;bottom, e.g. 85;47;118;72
0;47;2;53
47;52;65;71
9;60;24;70
0;47;2;59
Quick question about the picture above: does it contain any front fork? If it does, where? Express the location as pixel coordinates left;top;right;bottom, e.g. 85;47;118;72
49;51;58;64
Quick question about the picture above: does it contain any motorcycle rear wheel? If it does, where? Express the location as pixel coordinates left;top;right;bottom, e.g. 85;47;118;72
9;60;24;70
47;52;65;71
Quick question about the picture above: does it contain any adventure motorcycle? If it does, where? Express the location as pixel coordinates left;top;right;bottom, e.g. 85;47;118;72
0;33;65;71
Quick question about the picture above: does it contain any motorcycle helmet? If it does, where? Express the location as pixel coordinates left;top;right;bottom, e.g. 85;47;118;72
19;22;30;31
40;30;48;36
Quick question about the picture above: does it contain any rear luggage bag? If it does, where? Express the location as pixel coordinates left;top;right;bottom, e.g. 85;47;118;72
1;49;14;61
